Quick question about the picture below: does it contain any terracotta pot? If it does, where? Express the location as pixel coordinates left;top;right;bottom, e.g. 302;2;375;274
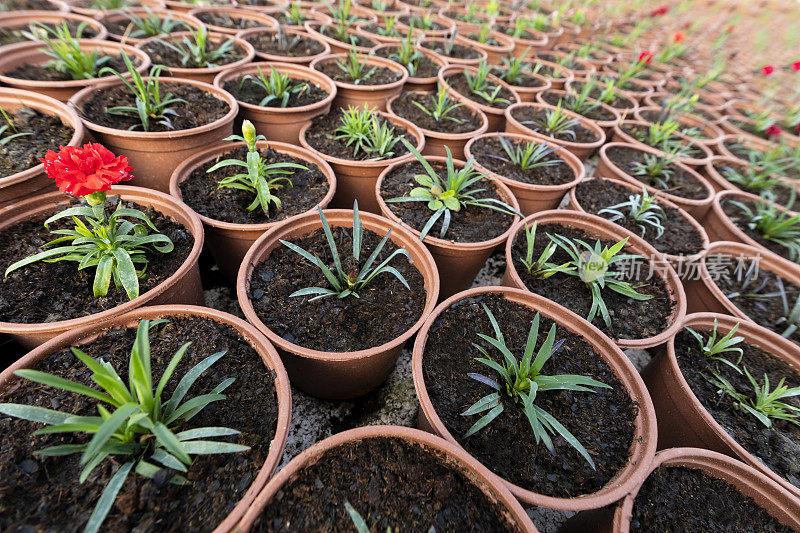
299;110;423;213
685;240;800;317
416;35;488;68
97;7;203;45
213;61;336;145
642;312;800;501
529;58;574;91
28;0;70;11
412;286;658;510
717;115;782;152
163;0;234;14
505;101;606;161
65;0;164;17
714;134;760;162
503;210;687;349
604;76;655;103
69;76;238;192
701;156;757;194
537;51;597;79
504;72;552;103
0;88;84;208
0;39;150;102
371;44;447;92
236;208;439;399
555;43;615;68
187;7;277;36
567;176;710;277
353;0;409;20
394;12;455;38
562;447;800;532
611;119;714;169
351;20;403;46
0;303;291;533
376;156;521;299
507;29;549;58
169;139;336;283
386;90;488;159
0;10;108;41
236;26;330;65
136;31;255;84
459;31;515;64
309;52;408;112
633;106;725;148
303;21;377;54
438;65;520;132
535;88;622;133
235;425;537;532
597;142;715;219
465;131;584;215
565;77;640;116
0;185;204;349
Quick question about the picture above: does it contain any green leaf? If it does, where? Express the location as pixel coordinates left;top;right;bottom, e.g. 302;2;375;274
112;248;140;300
152;422;191;465
176;426;241;441
14;369;116;406
81;403;139;467
464;404;504;437
0;403;71;425
84;462;133;533
163;351;226;417
180;440;250;455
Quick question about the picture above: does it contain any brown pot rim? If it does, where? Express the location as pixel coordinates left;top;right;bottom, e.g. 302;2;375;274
0;87;85;188
508;29;548;48
0;39;151;90
303;21;377;54
411;285;658;510
385;89;489;141
0;9;109;40
416;35;489;64
530;57;576;85
0;185;204;334
464;131;586;192
612;447;800;531
309;52;409;92
598;142;714;206
235;425;538;532
567;175;710;265
371;43;447;84
236;208;440;362
235;26;331;62
438;64;521;115
212;60;337;115
168;139;337;232
375;155;522;250
68;76;238;139
135;31;256;77
186;6;278;34
298;110;425;169
459;30;515;54
394;12;456;37
97;8;203;44
711;189;800;254
505;101;607;150
66;0;165;16
0;303;291;533
504;209;687;348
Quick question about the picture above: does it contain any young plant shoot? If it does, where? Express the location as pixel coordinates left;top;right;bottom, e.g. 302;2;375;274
411;83;464;124
597;187;666;238
332;106;402;159
36;22;112;80
156;26;238;68
685;319;744;372
240;65;309;107
464;62;510;106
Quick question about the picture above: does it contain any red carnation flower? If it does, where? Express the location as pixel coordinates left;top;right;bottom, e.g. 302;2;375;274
651;6;669;16
765;124;782;138
40;143;133;198
638;50;654;64
761;64;775;76
683;22;691;29
673;31;686;43
792;61;800;72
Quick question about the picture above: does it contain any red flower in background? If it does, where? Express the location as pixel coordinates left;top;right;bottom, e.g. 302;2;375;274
765;124;782;138
651;6;669;16
761;64;775;76
683;22;691;29
673;31;686;43
792;61;800;72
638;50;654;64
41;143;133;197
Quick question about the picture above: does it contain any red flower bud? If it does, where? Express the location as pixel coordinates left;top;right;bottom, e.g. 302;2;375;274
40;143;133;198
673;31;686;43
638;51;654;64
765;124;782;138
650;6;669;16
792;61;800;72
761;64;775;76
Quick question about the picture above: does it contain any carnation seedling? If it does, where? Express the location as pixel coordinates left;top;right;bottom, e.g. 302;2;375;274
522;102;582;140
597;187;666;238
281;202;411;300
463;305;610;468
99;53;187;131
777;280;800;338
561;82;601;117
333;106;402;159
729;192;800;262
518;221;564;278
685;319;744;373
545;235;653;328
156;26;238;68
720;160;788;196
497;50;539;85
386;29;425;76
630;149;683;189
336;49;378;84
407;11;438;30
411;83;464;124
36;22;112;79
328;0;359;43
386;139;519;240
464;62;510;106
282;2;308;25
376;15;401;37
121;8;189;39
240;65;309;107
209;121;307;214
493;135;561;171
0;108;32;146
705;366;800;428
0;319;248;533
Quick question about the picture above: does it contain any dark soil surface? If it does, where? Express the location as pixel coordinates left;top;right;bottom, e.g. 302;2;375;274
244;32;324;58
319;26;375;48
390;90;483;134
222;74;328;108
446;72;516;109
469;135;576;185
179;146;329;224
372;46;441;78
0;197;194;324
540;91;617;122
510;106;599;143
712;161;795;208
422;293;637;497
722;197;797;260
706;254;800;345
0;315;278;532
511;224;674;340
1;0;60;9
419;40;481;60
575;178;704;256
252;436;519;532
380;160;515;243
630;465;792;532
3;53;133;82
315;59;401;86
0;20;100;46
79;82;230;132
140;37;245;69
674;328;800;488
304;109;413;161
500;71;547;89
0;107;74;178
194;12;269;30
248;225;426;352
605;144;709;200
621;123;706;160
398;14;449;31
